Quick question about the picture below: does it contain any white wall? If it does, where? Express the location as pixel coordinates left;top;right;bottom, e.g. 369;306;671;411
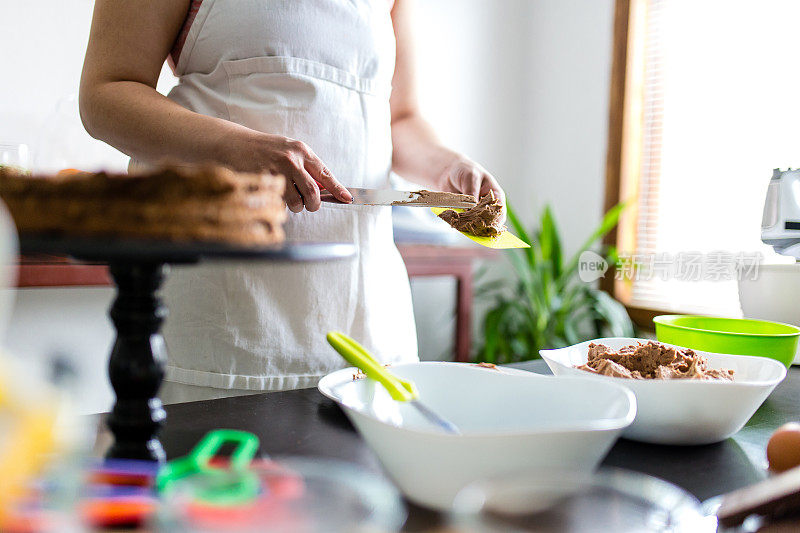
413;0;615;357
0;1;95;151
0;0;175;171
0;1;615;411
416;0;614;248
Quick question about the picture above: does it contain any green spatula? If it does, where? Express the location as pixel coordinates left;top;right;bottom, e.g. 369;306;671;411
326;331;461;435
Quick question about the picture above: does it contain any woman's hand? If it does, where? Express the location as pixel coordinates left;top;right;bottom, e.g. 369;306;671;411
389;1;505;214
437;155;506;206
227;132;352;213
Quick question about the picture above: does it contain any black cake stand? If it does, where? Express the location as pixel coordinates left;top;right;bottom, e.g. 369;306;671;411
20;235;356;463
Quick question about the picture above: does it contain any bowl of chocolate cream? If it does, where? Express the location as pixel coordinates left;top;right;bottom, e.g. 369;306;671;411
541;338;787;445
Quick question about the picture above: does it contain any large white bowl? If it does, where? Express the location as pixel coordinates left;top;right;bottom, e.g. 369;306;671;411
540;338;787;445
318;362;636;510
738;263;800;364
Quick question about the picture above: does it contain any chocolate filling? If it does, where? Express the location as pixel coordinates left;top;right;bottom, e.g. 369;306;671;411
576;341;735;381
437;191;506;237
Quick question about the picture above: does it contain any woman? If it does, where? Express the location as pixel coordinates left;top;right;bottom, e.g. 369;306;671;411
80;0;505;403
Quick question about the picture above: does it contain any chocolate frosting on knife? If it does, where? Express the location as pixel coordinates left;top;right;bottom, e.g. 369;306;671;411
391;189;476;207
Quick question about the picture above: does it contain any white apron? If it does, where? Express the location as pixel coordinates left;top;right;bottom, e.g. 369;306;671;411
159;0;418;395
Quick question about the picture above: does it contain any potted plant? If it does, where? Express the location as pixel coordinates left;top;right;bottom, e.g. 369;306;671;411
475;203;634;364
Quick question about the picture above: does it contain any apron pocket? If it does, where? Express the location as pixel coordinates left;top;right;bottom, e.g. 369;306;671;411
222;56;383;95
221;55;392;190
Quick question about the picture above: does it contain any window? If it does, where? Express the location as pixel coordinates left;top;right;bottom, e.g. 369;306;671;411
606;0;798;322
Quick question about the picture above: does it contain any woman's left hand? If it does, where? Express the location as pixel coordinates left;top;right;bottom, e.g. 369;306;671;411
438;155;506;207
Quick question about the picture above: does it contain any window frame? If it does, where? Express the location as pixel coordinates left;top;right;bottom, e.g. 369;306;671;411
602;0;672;329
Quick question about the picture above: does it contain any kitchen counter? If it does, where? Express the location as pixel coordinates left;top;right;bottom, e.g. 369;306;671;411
153;360;800;531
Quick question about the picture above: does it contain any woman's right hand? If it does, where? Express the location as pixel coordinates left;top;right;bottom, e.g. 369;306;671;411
227;132;352;213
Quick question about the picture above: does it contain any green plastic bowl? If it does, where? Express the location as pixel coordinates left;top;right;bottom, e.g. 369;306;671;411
653;315;800;368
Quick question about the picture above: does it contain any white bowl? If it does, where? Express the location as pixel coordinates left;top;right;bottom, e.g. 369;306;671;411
738;263;800;364
540;338;787;445
318;362;636;510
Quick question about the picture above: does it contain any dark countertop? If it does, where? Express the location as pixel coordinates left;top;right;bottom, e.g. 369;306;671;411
157;360;800;531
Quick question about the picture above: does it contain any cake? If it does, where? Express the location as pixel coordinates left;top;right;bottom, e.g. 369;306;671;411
0;165;287;246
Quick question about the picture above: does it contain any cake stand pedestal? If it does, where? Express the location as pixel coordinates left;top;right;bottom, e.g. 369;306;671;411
20;235;355;462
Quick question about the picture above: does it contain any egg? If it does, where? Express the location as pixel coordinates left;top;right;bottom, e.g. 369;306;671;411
767;422;800;473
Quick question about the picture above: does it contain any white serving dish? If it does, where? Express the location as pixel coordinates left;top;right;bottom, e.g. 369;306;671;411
738;262;800;364
318;362;636;510
540;338;787;445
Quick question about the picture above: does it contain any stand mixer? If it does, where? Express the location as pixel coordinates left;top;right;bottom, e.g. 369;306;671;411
762;168;800;259
757;168;800;364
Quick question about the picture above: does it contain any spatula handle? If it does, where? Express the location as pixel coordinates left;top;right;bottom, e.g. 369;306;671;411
326;331;418;402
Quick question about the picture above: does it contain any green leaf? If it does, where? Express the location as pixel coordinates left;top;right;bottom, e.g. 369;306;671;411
592;290;635;337
474;278;506;299
473;202;633;364
480;305;506;363
563;310;587;345
562;202;626;282
507;204;536;269
539;206;563;279
605;245;620;265
588;202;626;248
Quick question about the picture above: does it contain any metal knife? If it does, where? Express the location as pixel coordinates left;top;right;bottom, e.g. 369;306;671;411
320;188;477;209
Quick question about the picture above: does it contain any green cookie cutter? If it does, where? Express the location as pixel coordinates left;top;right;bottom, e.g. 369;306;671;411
156;429;261;506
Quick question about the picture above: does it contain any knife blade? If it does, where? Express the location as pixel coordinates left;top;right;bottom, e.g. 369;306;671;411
320;188;477;209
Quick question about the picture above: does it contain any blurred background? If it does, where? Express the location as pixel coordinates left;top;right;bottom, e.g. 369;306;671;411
1;0;615;413
3;0;799;412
